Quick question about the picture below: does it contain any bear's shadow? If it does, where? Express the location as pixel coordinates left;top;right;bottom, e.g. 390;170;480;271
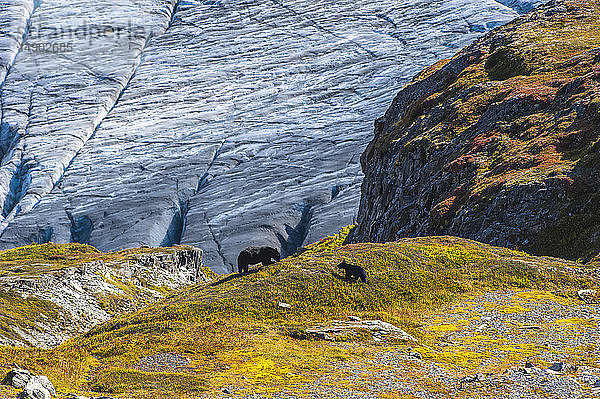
331;272;359;282
210;267;263;287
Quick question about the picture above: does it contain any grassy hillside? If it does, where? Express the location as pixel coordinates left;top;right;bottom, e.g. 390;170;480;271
0;228;597;397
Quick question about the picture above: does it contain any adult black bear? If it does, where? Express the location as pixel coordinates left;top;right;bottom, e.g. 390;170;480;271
237;246;280;274
336;260;367;283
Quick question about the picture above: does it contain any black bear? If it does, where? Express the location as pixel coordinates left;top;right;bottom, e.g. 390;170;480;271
237;246;280;274
336;260;367;282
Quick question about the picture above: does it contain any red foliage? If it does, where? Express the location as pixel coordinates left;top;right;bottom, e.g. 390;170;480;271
447;154;477;172
433;196;457;218
510;84;557;103
469;131;502;153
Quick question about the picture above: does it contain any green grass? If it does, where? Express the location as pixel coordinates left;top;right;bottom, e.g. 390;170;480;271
0;292;60;341
0;227;596;397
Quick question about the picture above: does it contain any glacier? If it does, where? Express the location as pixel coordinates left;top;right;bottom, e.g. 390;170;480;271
0;0;543;273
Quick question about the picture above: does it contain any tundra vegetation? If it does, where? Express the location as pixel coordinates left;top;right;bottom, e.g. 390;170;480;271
0;227;597;397
1;1;600;398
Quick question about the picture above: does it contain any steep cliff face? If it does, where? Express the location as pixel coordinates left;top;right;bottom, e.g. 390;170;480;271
352;0;600;261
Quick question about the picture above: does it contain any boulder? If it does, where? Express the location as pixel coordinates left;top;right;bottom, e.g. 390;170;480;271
524;361;534;368
17;379;51;399
29;376;55;396
307;319;417;342
2;369;32;388
548;362;564;373
2;369;55;399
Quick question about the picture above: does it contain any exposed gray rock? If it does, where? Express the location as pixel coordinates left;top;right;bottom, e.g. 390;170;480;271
1;368;31;388
573;366;600;387
0;0;529;274
34;376;54;396
131;247;205;285
24;376;55;397
524;361;538;374
65;396;114;399
17;383;51;399
503;365;583;398
525;361;535;369
578;289;598;303
547;362;577;374
548;362;565;373
459;373;486;388
308;331;334;341
349;1;600;262
2;369;55;399
496;0;545;13
133;352;191;373
518;325;542;330
0;247;205;348
307;319;417;342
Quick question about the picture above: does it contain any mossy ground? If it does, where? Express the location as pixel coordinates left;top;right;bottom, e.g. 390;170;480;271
0;292;59;343
0;227;597;397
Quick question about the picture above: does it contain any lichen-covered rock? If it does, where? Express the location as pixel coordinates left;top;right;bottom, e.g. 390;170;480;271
351;0;600;261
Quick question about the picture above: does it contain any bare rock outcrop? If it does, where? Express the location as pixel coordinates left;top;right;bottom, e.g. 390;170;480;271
0;245;206;348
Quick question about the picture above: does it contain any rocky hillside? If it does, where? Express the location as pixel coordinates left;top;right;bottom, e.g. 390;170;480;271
0;228;598;398
350;0;600;262
0;244;208;348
